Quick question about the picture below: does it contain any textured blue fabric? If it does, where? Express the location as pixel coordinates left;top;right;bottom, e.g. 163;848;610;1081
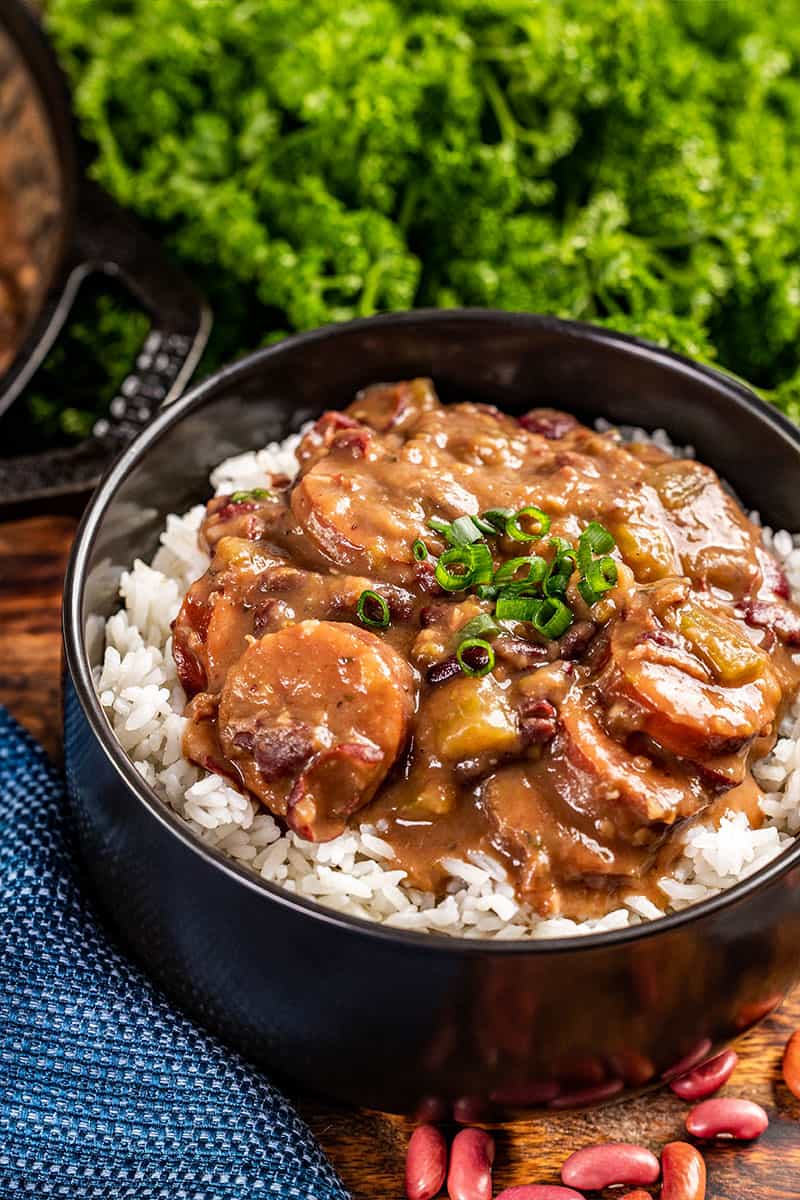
0;708;349;1200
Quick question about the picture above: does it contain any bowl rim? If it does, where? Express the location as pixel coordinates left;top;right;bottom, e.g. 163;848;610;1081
63;307;800;955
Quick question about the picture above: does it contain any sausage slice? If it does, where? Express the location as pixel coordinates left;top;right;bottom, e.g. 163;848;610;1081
218;620;416;840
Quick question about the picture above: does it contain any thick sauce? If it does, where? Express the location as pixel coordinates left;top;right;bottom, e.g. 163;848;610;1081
173;381;800;918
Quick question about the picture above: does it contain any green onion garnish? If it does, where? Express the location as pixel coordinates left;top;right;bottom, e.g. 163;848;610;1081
428;516;451;536
356;589;390;629
482;507;515;531
495;594;543;622
456;637;496;677
435;544;494;590
230;487;270;503
471;514;499;536
577;521;615;575
505;505;551;543
531;596;573;638
466;542;494;584
578;556;618;605
475;583;500;601
412;539;429;561
459;613;501;641
435;547;474;591
493;555;548;587
448;515;485;545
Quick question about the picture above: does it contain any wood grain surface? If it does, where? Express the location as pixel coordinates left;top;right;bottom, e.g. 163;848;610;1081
2;511;799;1200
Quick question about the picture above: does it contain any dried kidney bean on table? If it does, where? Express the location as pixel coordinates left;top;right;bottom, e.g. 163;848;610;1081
669;1050;738;1101
447;1128;495;1200
560;1143;660;1190
404;1124;447;1200
685;1097;769;1140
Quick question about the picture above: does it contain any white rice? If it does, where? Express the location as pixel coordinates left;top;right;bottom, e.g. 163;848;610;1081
93;424;800;939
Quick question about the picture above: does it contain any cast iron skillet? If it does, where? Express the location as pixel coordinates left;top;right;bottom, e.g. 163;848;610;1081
0;0;210;509
63;311;800;1115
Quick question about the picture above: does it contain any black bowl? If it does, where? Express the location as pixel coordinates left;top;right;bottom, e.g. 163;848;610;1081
63;310;800;1116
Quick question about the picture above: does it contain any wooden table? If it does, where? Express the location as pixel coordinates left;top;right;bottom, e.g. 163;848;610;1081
2;510;800;1199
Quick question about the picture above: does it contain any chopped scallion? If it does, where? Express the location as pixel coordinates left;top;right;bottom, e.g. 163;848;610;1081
482;507;515;531
505;505;551;543
356;589;390;629
495;594;543;622
230;487;270;503
493;555;548;587
449;515;485;545
456;637;496;677
531;596;573;638
459;613;500;641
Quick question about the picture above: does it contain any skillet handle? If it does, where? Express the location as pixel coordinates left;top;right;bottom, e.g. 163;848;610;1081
72;179;211;442
0;181;210;508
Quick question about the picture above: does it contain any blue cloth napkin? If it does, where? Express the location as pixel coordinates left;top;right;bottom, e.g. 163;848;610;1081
0;707;350;1200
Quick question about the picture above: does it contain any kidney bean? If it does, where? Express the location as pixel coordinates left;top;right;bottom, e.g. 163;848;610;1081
661;1039;712;1080
406;1125;447;1200
782;1029;800;1099
669;1050;738;1101
495;1188;585;1200
685;1097;768;1140
447;1129;494;1200
661;1141;706;1200
561;1143;660;1190
619;1194;651;1200
490;1080;561;1106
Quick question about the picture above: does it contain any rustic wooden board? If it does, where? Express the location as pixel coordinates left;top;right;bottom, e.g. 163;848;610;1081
2;511;799;1199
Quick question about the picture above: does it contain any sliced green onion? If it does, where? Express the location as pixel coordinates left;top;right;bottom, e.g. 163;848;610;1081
493;555;548;587
549;536;577;560
456;637;496;677
578;556;618;606
230;487;270;503
459;613;500;641
448;515;485;545
544;544;577;596
482;507;515;531
435;547;474;591
466;542;494;584
496;594;543;622
412;539;429;562
532;596;573;638
505;505;551;543
475;583;500;601
356;589;390;629
577;520;615;575
428;516;451;536
471;514;499;536
582;520;615;555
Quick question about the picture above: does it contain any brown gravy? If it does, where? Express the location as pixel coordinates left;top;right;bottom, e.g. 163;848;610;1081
173;381;800;919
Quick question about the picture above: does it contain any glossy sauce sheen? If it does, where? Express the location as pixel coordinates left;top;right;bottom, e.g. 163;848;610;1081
173;380;800;919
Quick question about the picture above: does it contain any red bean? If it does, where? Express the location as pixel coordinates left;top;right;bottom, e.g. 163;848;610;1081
561;1143;660;1190
447;1129;495;1200
669;1050;738;1101
685;1097;768;1140
495;1188;585;1200
782;1029;800;1099
661;1141;706;1200
662;1039;712;1080
405;1125;447;1200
